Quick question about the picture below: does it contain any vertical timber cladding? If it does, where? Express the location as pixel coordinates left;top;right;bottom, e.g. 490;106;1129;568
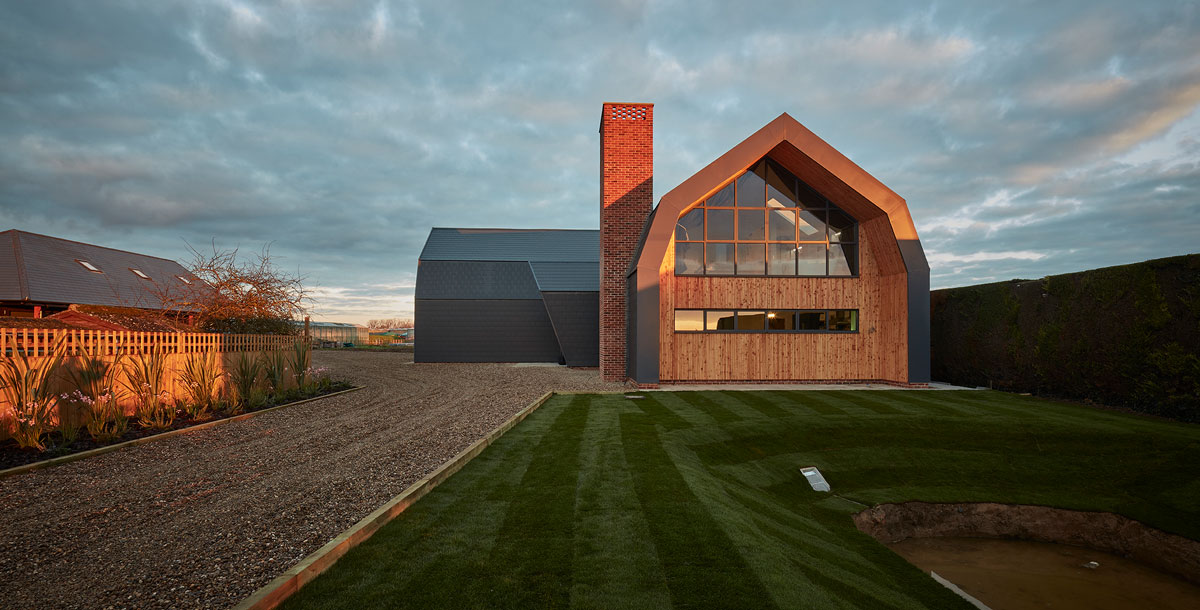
660;215;909;383
599;103;653;381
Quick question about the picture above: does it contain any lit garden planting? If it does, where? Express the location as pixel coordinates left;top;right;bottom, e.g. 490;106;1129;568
0;338;351;470
282;390;1200;609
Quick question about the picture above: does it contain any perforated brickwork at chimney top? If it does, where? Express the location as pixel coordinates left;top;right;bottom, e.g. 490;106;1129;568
600;103;653;382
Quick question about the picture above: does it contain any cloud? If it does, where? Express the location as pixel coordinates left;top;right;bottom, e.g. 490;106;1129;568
0;0;1197;319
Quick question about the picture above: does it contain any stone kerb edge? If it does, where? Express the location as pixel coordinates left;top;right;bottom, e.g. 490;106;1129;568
233;390;558;610
0;386;366;479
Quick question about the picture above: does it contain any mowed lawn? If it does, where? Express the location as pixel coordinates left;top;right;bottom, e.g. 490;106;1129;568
283;390;1200;609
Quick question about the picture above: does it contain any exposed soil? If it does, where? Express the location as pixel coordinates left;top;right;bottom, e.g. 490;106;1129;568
853;502;1200;586
0;351;622;609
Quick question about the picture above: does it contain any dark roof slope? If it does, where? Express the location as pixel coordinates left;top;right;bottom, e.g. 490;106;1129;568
0;229;198;309
419;228;599;263
419;228;600;292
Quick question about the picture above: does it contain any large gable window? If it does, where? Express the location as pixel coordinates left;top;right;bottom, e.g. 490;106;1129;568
674;157;858;277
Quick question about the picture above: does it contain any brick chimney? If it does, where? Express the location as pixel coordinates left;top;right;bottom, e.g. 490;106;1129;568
600;102;653;382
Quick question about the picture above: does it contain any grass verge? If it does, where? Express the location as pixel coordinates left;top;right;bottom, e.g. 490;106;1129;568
282;390;1200;609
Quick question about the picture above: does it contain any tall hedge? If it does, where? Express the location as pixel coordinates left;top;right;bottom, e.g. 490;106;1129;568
930;254;1200;421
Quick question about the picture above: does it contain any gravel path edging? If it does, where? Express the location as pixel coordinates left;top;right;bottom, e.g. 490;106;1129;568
0;386;365;480
234;390;557;610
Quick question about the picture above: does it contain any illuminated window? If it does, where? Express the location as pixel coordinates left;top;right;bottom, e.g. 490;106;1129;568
130;268;151;280
76;260;102;273
673;309;858;333
674;156;859;277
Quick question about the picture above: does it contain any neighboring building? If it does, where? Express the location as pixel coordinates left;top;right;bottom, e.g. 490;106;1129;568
414;228;599;366
369;327;414;344
416;103;930;386
304;321;370;346
0;229;200;318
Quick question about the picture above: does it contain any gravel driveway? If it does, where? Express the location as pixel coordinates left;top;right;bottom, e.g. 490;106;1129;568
0;351;622;609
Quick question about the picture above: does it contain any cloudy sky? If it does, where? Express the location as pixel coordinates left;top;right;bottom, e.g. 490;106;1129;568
2;1;1197;324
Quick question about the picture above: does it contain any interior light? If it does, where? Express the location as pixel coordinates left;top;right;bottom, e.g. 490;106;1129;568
767;313;776;318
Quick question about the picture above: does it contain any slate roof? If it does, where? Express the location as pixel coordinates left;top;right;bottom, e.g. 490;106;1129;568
419;228;598;263
0;229;198;309
419;228;599;292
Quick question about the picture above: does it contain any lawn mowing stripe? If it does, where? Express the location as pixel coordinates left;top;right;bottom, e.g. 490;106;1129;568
276;393;568;610
620;395;781;610
651;392;733;429
777;390;846;416
874;391;1015;418
675;391;744;423
717;391;792;419
571;395;672;610
802;391;904;416
627;391;693;431
481;393;591;609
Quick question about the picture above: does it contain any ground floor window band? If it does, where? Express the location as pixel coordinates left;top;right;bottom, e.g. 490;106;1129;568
674;309;858;333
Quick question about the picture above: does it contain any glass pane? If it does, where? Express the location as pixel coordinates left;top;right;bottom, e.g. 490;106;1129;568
830;310;858;331
736;170;766;207
674;310;704;332
675;242;704;275
828;209;857;242
707;310;736;331
767;310;795;330
707;182;735;207
676;208;703;241
796;311;827;330
737;209;765;240
768;209;796;241
706;243;735;275
797;244;827;275
737;311;767;330
767;244;796;275
795;180;826;210
706;209;735;241
765;159;797;208
736;243;765;276
796;209;826;239
829;244;858;276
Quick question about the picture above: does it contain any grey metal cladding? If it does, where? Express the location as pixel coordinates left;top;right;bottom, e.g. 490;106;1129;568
541;292;599;366
529;262;599;292
415;261;541;300
420;228;599;262
414;299;561;363
898;239;931;383
2;230;195;308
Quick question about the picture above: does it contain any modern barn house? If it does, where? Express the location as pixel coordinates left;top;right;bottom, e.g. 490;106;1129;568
417;103;929;387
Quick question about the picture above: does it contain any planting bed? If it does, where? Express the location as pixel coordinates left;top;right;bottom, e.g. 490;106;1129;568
282;390;1200;609
0;351;621;610
0;382;354;471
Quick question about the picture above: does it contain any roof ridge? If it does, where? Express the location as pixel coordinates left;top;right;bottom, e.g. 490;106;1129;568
430;227;599;233
4;229;186;264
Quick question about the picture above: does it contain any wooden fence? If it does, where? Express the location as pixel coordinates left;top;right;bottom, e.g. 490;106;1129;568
1;329;310;440
1;329;299;357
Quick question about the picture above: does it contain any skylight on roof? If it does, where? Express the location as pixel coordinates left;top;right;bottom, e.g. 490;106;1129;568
130;268;151;280
76;260;102;273
177;276;192;284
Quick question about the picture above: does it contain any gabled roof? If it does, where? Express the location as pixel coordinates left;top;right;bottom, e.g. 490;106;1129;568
0;229;198;309
419;228;600;292
633;113;923;276
420;228;598;263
